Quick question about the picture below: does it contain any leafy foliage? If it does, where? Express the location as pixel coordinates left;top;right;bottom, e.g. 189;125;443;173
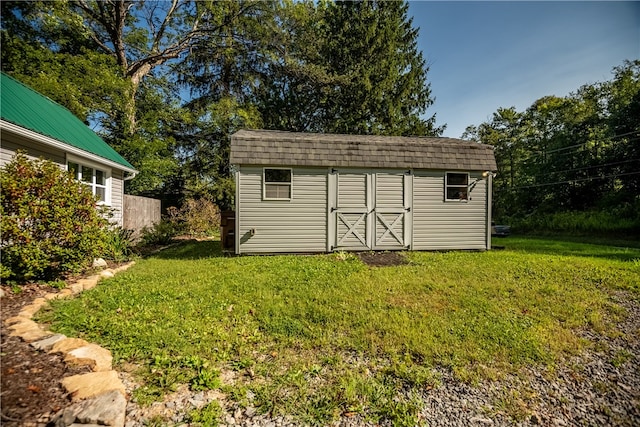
167;198;221;237
257;0;441;136
2;0;441;209
101;227;136;263
466;60;640;232
0;153;109;281
139;221;178;247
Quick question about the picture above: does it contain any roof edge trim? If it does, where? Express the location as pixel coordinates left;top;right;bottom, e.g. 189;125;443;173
1;120;137;174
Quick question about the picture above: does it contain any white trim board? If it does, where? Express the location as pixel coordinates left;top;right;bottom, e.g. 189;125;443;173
0;119;137;175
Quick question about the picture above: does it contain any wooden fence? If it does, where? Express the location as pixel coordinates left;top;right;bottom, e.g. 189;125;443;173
123;195;161;236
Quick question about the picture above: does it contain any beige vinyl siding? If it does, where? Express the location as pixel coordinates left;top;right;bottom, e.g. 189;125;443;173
374;172;407;249
335;172;369;249
238;166;327;253
413;170;488;250
1;130;66;166
375;173;404;208
338;173;367;208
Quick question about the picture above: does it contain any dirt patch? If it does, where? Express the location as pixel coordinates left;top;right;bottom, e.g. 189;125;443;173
0;283;90;425
357;251;408;267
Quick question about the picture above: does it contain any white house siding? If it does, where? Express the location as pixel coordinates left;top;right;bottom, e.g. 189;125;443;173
0;130;66;166
237;166;328;253
413;170;488;250
109;169;124;226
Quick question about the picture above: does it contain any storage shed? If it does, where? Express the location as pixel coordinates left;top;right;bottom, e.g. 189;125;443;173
230;129;497;254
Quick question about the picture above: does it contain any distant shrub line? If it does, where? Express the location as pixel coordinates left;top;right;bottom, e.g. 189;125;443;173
507;205;640;236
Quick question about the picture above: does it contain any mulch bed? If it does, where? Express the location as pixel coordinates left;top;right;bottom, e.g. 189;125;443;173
357;251;409;267
1;283;90;426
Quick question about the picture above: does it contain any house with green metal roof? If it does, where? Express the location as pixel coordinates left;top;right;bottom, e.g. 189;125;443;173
0;72;137;226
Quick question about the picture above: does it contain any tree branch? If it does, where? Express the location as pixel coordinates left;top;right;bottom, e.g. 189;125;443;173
153;0;179;52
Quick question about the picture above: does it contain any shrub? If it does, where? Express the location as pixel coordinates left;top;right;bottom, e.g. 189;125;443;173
165;198;220;237
180;198;221;237
1;153;109;281
102;227;136;262
139;220;177;246
511;208;640;236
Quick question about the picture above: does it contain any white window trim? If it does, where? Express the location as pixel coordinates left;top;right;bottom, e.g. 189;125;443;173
66;154;112;206
444;171;469;202
263;167;292;201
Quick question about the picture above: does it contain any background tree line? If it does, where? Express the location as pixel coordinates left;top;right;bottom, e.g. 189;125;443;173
2;1;637;235
464;60;640;235
1;0;441;211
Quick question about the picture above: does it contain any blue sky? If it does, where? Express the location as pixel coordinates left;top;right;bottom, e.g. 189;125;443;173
407;1;640;138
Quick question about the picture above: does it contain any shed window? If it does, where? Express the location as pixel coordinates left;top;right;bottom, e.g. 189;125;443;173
68;160;109;204
264;168;292;200
445;172;468;201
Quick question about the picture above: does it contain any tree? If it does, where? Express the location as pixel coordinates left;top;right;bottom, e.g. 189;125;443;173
174;1;269;208
470;60;640;226
1;2;130;126
258;0;442;136
320;0;441;136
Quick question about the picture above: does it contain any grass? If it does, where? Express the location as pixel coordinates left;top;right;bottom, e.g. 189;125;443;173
39;237;640;425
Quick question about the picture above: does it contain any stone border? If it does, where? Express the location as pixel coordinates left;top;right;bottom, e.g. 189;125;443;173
4;262;135;427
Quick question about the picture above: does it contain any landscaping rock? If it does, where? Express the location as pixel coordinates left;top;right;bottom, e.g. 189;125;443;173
100;270;115;279
69;282;85;294
19;297;48;317
81;278;99;291
51;338;91;354
112;261;135;273
92;258;108;269
8;319;52;342
65;344;113;372
45;292;62;300
5;314;29;325
50;390;126;427
58;288;74;298
61;371;125;401
31;333;67;351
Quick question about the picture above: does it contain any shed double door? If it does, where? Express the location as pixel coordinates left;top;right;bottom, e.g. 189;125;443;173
331;170;410;251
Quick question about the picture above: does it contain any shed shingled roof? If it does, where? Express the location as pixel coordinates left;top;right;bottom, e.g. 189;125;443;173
231;129;497;171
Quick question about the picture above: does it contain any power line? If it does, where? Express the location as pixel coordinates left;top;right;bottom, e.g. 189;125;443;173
523;134;640;156
523;158;640;180
510;136;640;165
508;171;640;190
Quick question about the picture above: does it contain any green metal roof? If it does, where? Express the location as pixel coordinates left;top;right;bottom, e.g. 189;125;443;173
1;72;134;170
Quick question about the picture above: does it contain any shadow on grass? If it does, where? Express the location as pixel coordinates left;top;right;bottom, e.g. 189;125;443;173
503;236;640;263
150;240;227;260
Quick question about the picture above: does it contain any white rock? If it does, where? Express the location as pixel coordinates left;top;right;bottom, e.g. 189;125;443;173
92;258;108;268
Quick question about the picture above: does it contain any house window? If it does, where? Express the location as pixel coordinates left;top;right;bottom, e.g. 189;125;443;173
68;160;109;204
445;172;469;201
263;168;292;200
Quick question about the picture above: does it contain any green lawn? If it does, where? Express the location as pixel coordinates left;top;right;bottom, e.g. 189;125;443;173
40;237;640;425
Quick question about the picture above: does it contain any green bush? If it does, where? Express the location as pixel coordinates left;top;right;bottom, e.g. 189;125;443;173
102;227;135;262
139;220;177;246
167;198;220;237
0;153;108;281
510;206;640;236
